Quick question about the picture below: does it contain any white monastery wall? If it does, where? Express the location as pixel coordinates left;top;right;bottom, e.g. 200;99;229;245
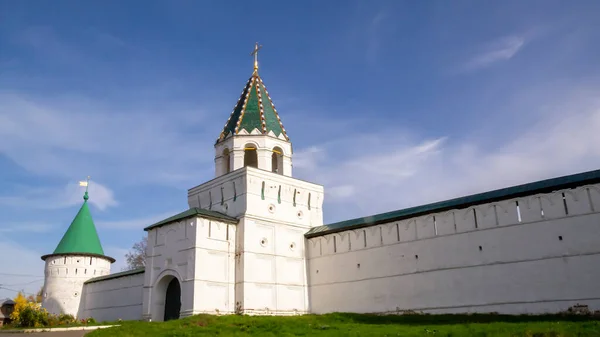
240;168;322;315
191;217;236;315
142;216;237;320
235;169;323;314
79;271;144;321
307;184;600;315
235;217;310;315
42;255;111;317
187;166;323;227
188;166;323;314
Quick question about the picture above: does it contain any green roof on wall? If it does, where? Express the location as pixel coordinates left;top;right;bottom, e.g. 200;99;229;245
144;207;238;232
306;168;600;238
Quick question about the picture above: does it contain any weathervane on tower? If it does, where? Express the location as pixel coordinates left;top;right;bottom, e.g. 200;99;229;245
79;176;91;200
251;42;262;72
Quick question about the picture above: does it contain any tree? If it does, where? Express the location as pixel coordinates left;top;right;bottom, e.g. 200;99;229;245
124;236;147;271
25;286;43;303
10;292;28;322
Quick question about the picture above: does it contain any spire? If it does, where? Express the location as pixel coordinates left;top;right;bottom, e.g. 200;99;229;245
217;43;289;143
251;42;262;72
42;180;113;262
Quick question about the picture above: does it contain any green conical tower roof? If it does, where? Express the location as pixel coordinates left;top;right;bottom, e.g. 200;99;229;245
217;70;289;143
42;191;114;262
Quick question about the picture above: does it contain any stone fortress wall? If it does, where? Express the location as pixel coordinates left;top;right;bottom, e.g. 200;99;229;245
187;166;324;315
307;180;600;314
142;216;237;320
42;255;111;317
79;269;144;322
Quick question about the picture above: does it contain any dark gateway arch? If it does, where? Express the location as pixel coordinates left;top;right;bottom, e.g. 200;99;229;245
163;278;181;321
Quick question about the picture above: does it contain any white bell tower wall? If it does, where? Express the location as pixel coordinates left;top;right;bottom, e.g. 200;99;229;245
214;134;292;178
187;166;324;314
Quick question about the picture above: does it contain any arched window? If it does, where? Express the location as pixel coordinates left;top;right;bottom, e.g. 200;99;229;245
222;148;231;174
272;147;283;174
244;144;258;168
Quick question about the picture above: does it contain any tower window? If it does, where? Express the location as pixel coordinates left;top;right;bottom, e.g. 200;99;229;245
244;144;258;168
223;148;231;174
272;147;283;174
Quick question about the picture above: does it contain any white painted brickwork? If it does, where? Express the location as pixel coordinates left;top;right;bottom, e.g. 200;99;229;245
307;184;600;314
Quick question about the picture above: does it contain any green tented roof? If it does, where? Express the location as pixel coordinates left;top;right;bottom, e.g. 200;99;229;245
217;70;288;143
144;207;238;232
306;168;600;238
46;192;110;260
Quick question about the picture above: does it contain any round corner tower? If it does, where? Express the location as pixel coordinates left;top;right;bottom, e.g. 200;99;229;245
40;190;114;317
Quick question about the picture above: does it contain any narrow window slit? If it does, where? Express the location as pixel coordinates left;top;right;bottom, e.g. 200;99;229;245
233;182;237;202
473;209;478;229
493;205;499;226
562;192;569;215
516;200;522;222
308;193;311;210
333;236;337;253
277;185;281;204
261;182;265;200
220;186;224;205
396;223;400;241
208;221;212;238
363;230;367;247
433;216;438;235
293;189;297;206
452;212;457;232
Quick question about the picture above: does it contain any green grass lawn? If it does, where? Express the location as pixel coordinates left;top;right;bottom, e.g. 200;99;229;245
86;313;600;337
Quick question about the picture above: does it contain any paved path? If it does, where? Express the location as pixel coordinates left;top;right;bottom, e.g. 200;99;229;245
1;331;87;337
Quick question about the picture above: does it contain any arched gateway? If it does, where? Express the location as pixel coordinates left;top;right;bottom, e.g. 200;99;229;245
163;278;181;321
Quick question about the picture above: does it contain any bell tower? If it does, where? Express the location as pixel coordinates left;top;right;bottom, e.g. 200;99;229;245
186;44;324;316
214;43;293;178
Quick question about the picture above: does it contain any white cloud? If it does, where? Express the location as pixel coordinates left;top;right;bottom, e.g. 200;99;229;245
463;35;525;71
366;10;388;64
295;87;600;222
0;92;214;188
0;180;117;211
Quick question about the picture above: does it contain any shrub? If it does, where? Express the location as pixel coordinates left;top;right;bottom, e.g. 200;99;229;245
58;313;76;325
15;305;49;328
9;292;28;323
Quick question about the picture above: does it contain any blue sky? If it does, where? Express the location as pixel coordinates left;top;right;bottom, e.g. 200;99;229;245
1;0;600;298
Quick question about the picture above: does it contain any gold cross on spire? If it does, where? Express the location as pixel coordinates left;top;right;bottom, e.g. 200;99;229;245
250;42;262;71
